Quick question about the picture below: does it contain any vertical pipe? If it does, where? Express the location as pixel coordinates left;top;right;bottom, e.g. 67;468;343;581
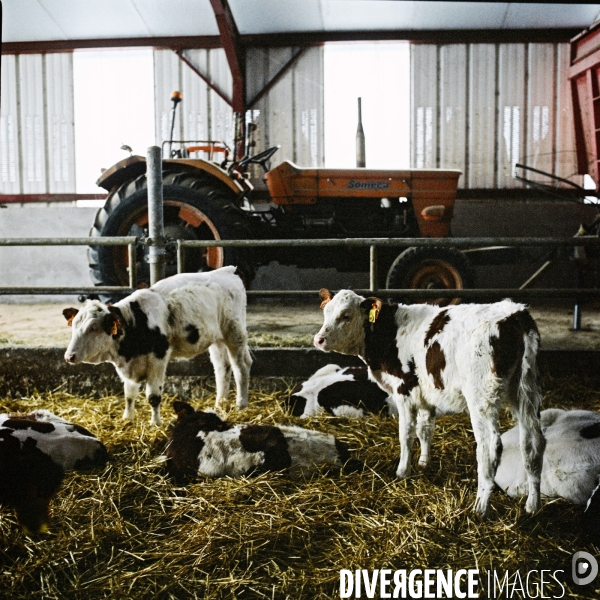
356;97;366;167
128;242;137;289
147;146;165;285
177;240;185;274
369;245;378;292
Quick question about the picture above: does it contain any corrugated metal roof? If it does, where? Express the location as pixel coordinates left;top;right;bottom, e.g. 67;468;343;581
3;1;600;44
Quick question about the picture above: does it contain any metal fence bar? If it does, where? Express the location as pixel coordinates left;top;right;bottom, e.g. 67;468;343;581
0;237;137;246
243;289;600;299
0;287;136;295
178;237;600;249
0;237;138;296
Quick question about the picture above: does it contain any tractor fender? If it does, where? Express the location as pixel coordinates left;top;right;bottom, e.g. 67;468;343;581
96;155;244;196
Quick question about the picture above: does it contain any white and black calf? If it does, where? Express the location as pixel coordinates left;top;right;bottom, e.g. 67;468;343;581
0;410;107;534
63;267;252;426
314;289;545;516
287;364;397;418
496;408;600;504
166;401;359;483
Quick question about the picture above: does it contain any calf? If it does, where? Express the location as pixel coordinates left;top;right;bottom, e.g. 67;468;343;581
0;410;107;534
496;408;600;504
166;401;359;483
287;364;397;418
314;289;545;516
63;267;252;426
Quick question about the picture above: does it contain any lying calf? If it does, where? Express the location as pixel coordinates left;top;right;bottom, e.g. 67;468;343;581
63;267;252;426
496;408;600;504
0;410;107;534
166;401;360;483
287;364;396;418
315;289;545;516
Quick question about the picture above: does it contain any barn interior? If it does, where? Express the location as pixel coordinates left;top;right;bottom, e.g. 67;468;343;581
2;1;600;598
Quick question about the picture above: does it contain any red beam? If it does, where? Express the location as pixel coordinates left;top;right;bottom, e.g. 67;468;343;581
0;194;108;204
2;36;222;55
209;0;245;114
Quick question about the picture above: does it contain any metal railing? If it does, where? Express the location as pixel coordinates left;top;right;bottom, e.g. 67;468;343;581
1;235;600;301
0;237;137;296
177;236;600;300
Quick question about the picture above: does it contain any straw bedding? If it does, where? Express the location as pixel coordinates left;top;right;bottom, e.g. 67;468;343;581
0;377;599;599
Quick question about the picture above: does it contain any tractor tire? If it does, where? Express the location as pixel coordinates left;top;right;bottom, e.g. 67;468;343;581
385;246;475;306
88;172;254;295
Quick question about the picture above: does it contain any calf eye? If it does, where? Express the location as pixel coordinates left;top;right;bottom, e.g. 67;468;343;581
341;314;351;322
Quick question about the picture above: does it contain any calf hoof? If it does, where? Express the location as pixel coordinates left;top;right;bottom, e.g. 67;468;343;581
395;466;411;480
473;496;490;518
122;410;134;421
236;398;248;410
418;457;429;467
525;495;541;515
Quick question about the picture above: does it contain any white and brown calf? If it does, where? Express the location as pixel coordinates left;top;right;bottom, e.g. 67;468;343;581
287;364;397;418
0;410;107;534
63;267;252;426
314;289;545;516
166;401;359;483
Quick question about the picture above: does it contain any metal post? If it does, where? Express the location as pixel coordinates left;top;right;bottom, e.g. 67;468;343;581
128;242;137;289
147;146;166;285
572;267;582;331
177;240;185;274
369;245;378;292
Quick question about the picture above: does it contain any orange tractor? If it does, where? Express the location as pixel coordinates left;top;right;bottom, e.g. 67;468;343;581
89;121;470;296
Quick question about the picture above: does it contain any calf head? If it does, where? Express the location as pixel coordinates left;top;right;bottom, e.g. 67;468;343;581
63;301;123;364
314;289;381;356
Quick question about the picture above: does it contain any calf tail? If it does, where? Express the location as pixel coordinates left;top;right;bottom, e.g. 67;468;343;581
516;321;546;513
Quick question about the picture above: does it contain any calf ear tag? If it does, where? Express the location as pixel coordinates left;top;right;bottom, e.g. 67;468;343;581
110;320;120;336
369;305;379;323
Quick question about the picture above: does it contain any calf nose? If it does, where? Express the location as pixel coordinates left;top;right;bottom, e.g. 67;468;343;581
314;335;326;348
65;353;77;363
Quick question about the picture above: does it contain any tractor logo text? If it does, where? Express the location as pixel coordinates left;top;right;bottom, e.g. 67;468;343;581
348;180;390;190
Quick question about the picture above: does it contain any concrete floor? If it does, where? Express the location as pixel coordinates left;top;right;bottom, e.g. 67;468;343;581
1;300;599;350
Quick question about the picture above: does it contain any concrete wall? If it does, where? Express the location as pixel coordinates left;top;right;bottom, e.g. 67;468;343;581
0;198;597;303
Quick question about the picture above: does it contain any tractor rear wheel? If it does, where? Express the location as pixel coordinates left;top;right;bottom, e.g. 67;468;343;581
88;172;254;294
385;246;475;306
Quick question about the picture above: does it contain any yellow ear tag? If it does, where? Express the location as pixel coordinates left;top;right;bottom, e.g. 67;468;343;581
369;307;378;323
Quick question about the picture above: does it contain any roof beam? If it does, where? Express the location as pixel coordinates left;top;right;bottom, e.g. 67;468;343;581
2;36;222;54
242;28;582;47
209;0;245;113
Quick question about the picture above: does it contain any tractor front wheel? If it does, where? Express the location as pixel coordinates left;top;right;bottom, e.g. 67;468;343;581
385;246;475;306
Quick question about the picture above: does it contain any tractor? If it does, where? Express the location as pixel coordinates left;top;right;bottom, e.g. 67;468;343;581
89;97;473;300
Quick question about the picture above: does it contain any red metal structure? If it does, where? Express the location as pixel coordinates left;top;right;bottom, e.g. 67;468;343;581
570;20;600;187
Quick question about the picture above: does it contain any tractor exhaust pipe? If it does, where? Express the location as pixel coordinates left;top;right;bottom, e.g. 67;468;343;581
356;97;366;168
168;91;182;158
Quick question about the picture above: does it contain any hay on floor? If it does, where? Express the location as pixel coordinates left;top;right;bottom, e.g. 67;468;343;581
0;377;599;599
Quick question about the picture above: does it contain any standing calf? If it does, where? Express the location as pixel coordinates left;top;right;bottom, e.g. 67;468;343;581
314;289;545;516
63;267;252;425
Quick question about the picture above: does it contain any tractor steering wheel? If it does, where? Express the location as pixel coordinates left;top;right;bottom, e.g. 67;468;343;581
235;145;280;174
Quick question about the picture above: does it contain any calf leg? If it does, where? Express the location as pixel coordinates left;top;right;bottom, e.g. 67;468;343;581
416;408;436;467
145;360;168;426
209;342;232;409
225;341;252;410
395;397;417;479
123;379;140;421
468;404;502;517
